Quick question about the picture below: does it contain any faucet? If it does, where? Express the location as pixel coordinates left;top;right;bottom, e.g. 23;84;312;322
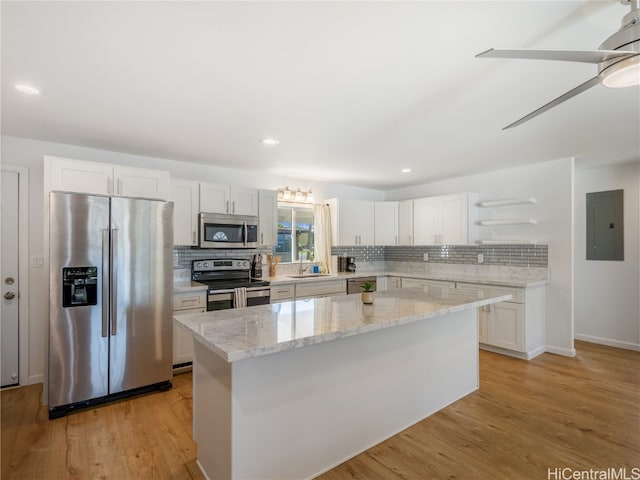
299;255;305;275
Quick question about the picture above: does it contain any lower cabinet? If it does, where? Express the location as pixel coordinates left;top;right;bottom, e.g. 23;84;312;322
271;280;347;302
479;301;524;351
173;291;206;366
271;284;295;303
466;282;545;358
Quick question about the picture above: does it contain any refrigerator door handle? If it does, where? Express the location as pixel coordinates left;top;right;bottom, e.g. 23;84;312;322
111;228;118;336
102;229;110;338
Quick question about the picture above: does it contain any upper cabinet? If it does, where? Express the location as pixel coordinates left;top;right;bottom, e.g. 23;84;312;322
374;202;398;246
398;200;414;245
200;182;258;216
169;179;200;246
328;199;374;246
47;156;170;200
414;193;478;245
258;189;277;246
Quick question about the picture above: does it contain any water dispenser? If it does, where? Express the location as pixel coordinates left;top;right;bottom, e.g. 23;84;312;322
62;266;98;307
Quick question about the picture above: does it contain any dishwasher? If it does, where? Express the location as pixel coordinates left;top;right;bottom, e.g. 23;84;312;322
346;276;377;294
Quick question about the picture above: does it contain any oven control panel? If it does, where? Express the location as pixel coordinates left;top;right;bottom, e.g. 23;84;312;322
193;259;251;272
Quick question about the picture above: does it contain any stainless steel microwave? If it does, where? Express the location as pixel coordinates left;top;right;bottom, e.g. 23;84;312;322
199;213;259;249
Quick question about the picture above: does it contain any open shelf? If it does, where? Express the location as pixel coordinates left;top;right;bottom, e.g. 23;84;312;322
478;219;537;226
477;198;537;207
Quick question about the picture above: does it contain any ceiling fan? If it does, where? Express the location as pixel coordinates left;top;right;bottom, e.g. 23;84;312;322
477;0;640;129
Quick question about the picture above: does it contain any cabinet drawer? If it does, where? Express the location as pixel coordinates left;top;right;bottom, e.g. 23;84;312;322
296;280;346;298
173;293;206;311
271;284;295;301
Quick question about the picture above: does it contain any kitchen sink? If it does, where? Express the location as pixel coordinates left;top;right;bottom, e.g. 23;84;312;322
287;274;336;278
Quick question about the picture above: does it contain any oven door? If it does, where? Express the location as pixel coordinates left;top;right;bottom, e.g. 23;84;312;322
207;287;271;311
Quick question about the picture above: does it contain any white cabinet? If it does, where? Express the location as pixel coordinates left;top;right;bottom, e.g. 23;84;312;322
414;193;477;245
489;302;525;351
374;202;398;246
295;280;346;299
47;156;170;200
386;276;403;289
398;200;414;245
270;284;295;303
169;179;200;246
271;280;346;302
463;282;545;358
258;190;277;246
200;183;258;216
328;199;374;246
114;165;170;200
376;276;388;291
172;290;206;366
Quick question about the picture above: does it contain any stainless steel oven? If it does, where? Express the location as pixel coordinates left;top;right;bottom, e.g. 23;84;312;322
199;213;258;249
192;259;270;311
207;287;271;311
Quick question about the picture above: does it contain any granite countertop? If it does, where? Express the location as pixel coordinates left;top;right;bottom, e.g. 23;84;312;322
174;285;511;363
173;281;207;293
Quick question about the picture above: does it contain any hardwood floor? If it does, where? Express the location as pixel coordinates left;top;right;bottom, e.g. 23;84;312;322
2;341;638;480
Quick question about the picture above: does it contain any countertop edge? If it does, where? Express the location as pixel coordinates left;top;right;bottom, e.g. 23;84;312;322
176;292;512;363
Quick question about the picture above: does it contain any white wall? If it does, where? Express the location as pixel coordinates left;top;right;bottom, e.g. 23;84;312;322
574;161;640;351
0;134;384;385
385;157;575;356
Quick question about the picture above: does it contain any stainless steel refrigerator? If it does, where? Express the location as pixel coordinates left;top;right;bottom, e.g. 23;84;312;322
48;191;173;418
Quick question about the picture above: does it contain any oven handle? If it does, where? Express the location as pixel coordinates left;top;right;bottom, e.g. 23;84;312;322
208;288;270;299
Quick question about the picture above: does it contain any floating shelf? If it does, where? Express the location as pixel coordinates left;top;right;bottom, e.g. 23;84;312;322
477;240;539;245
478;219;537;226
477;198;537;207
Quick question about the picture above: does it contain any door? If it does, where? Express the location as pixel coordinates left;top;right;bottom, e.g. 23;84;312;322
49;193;110;409
1;171;19;387
109;197;173;394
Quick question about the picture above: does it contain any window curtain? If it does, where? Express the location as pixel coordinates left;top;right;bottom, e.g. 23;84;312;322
313;203;333;273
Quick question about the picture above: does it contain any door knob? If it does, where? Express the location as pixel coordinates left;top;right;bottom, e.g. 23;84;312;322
4;292;16;300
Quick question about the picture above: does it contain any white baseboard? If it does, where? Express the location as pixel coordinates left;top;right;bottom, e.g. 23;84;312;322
479;344;547;360
544;345;576;357
27;374;43;386
574;334;640;352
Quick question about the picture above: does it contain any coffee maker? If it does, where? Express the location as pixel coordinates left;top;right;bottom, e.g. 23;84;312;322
346;256;356;272
251;254;263;278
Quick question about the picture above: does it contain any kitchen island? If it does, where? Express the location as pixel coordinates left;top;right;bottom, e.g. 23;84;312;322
175;285;511;480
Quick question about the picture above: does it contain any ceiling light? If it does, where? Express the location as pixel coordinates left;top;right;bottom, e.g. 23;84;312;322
600;55;640;88
261;137;280;146
15;84;40;95
401;168;412;173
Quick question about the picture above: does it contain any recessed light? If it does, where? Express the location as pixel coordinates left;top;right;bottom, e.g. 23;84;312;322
15;84;40;95
261;137;280;146
401;168;412;173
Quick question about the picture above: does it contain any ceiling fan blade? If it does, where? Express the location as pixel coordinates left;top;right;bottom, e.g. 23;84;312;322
504;76;601;130
477;48;636;64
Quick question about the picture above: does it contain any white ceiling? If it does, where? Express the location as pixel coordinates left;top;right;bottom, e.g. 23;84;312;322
2;1;639;190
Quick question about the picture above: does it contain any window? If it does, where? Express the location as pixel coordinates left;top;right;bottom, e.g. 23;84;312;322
275;204;314;262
